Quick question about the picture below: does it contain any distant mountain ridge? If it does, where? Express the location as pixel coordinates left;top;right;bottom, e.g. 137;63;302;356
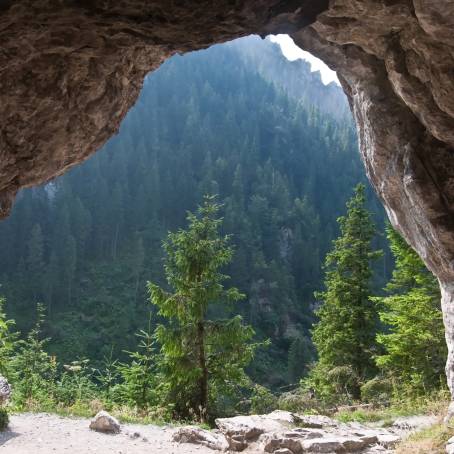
228;36;349;121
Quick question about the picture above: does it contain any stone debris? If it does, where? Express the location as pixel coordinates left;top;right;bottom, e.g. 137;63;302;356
89;411;121;434
392;415;437;432
0;376;11;405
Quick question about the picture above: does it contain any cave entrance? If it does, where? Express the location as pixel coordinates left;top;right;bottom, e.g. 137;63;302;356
0;34;391;390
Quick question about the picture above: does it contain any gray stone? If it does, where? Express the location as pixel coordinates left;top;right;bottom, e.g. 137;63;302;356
0;376;11;405
296;415;338;429
172;427;228;451
301;437;343;453
89;411;121;434
376;433;400;449
446;436;454;454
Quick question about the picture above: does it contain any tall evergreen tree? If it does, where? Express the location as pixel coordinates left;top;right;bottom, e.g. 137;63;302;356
149;196;257;421
308;184;382;400
373;226;446;395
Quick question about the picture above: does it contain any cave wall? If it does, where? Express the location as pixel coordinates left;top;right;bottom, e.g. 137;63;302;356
2;0;454;398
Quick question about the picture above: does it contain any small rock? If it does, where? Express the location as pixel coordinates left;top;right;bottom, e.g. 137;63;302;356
172;426;228;451
261;434;303;454
89;411;121;434
446;436;454;454
297;415;338;429
341;437;368;451
273;449;294;454
0;376;11;405
301;437;343;453
376;433;400;448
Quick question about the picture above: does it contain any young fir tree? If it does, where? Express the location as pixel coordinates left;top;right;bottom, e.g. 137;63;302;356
115;315;157;409
373;226;446;395
308;184;382;400
12;303;55;405
148;196;257;421
0;297;18;379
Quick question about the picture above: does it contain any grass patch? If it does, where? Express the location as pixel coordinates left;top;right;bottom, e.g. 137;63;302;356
334;391;450;426
396;421;454;454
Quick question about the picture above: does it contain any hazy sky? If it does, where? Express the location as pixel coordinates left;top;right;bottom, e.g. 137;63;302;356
269;34;339;86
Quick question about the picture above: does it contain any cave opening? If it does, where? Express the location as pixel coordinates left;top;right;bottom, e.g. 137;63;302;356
1;0;454;417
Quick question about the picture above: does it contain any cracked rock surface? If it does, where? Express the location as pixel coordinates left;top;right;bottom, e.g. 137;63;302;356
1;0;454;398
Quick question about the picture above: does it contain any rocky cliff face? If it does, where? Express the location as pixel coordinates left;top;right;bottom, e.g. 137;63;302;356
1;0;454;399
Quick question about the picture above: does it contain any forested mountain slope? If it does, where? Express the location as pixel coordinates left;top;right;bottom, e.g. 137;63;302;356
0;36;389;388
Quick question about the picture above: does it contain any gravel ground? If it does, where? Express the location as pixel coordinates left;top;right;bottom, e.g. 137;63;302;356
0;413;222;454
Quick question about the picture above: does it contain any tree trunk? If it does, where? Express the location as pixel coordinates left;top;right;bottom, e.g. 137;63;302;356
197;320;208;422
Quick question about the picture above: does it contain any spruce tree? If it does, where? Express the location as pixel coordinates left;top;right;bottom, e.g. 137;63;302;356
373;226;446;395
149;196;257;421
309;184;382;400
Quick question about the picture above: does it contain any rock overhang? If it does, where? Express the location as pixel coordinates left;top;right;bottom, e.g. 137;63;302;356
1;0;454;394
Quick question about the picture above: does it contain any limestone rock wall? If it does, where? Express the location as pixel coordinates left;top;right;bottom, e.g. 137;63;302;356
1;0;454;396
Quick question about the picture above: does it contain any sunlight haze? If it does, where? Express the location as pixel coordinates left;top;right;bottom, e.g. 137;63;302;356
270;34;339;86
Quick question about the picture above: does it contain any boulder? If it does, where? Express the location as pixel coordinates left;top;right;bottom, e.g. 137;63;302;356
0;376;11;405
89;411;121;434
172;427;228;451
215;414;282;451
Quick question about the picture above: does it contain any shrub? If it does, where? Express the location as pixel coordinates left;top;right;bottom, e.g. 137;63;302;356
0;408;8;431
277;389;324;414
250;384;277;414
361;377;392;404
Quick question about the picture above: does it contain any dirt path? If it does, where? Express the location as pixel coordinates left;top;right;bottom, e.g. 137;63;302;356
0;413;225;454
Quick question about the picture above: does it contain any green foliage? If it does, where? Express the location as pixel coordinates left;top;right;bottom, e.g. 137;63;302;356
0;408;8;431
11;304;56;407
308;184;382;401
0;37;388;390
114;318;160;410
287;335;314;383
373;227;446;396
149;197;259;421
54;359;96;407
360;376;393;404
250;384;277;414
0;296;18;378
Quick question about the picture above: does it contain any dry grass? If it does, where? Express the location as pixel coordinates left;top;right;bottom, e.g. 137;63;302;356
395;397;453;454
396;419;454;454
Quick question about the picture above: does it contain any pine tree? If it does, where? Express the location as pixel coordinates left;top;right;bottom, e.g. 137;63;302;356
149;196;257;421
373;226;446;395
308;184;382;400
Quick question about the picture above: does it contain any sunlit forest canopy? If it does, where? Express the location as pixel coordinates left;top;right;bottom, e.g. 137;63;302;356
0;36;390;389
